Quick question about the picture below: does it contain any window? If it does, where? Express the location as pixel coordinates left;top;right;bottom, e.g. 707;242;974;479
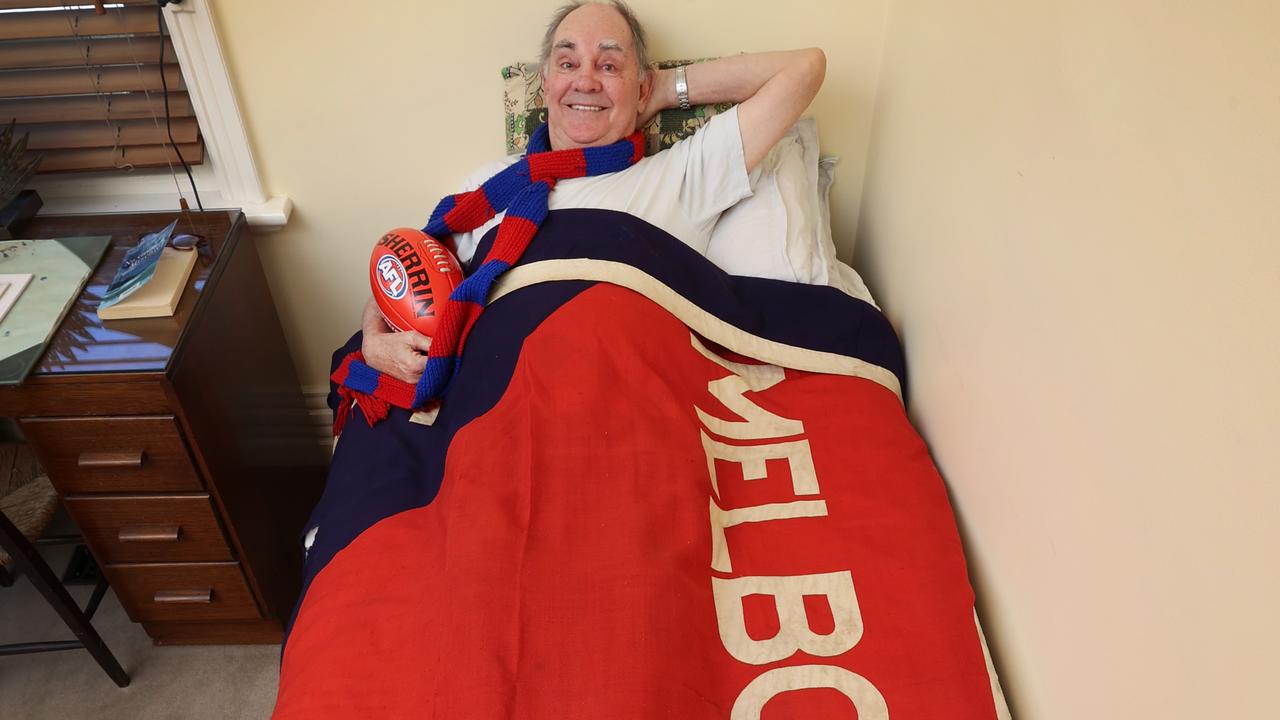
0;0;290;227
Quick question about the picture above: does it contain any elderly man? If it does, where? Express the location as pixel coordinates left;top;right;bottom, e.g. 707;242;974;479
362;0;825;383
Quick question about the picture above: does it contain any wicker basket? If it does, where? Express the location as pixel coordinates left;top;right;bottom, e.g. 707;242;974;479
0;442;59;570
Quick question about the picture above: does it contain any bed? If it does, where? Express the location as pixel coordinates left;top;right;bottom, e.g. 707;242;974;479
272;78;1011;719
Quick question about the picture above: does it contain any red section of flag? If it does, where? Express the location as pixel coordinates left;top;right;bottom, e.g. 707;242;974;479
276;285;998;719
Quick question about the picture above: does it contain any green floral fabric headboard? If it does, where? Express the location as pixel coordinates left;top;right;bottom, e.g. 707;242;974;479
502;59;734;156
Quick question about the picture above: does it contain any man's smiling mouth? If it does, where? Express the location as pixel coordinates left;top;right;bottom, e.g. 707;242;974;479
568;104;606;112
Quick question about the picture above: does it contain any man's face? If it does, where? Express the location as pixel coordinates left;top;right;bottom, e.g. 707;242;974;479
542;4;652;150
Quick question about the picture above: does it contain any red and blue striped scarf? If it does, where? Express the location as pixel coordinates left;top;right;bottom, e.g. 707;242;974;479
332;124;645;432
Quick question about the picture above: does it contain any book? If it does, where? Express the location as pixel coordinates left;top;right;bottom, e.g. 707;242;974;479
96;247;197;320
0;272;33;324
97;219;177;314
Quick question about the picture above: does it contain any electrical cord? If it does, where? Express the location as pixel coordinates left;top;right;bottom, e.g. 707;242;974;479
156;0;203;211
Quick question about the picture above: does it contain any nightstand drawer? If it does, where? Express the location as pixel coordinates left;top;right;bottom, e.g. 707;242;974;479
21;415;203;493
63;494;233;564
105;561;260;623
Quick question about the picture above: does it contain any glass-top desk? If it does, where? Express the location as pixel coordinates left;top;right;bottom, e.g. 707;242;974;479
0;210;326;645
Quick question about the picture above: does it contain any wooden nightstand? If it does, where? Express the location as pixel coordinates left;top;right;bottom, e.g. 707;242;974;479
1;210;326;644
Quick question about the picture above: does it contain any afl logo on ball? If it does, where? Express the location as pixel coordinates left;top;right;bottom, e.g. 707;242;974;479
375;254;408;300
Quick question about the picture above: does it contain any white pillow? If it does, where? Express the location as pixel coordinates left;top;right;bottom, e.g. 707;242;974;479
784;118;824;285
814;155;877;308
707;119;878;307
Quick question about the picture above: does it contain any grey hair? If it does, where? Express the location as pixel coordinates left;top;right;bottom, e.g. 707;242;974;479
539;1;650;79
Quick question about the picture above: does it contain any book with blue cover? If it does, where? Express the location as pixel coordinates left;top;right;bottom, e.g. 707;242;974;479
97;219;178;312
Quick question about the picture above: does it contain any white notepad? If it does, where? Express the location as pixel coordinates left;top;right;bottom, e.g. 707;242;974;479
0;272;33;325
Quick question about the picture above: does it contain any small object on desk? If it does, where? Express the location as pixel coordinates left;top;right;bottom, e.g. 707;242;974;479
171;233;201;250
96;247;197;320
0;190;43;241
0;236;110;386
97;219;179;315
0;118;44;240
0;272;33;324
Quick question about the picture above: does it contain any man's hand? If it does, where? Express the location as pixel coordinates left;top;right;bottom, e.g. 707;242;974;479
636;66;671;129
361;297;432;384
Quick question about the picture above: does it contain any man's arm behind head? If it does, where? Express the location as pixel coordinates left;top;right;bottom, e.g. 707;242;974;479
650;49;828;173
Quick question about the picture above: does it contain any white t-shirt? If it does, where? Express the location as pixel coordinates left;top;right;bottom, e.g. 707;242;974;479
451;107;754;265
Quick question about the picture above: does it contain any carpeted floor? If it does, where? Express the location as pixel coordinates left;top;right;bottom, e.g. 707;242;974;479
0;516;281;720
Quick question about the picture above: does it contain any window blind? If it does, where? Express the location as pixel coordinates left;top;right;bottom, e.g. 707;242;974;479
0;1;204;173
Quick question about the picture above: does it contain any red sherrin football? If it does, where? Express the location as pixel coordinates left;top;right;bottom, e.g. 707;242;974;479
369;228;463;337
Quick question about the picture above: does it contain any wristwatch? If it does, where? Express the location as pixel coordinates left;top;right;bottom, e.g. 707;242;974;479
675;64;691;111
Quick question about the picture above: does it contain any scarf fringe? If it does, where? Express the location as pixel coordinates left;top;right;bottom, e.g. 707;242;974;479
330;350;414;435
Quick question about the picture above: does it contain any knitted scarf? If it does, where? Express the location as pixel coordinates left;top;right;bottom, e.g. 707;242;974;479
331;124;646;433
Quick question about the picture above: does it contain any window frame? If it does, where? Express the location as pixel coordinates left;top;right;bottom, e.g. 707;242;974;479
25;0;291;229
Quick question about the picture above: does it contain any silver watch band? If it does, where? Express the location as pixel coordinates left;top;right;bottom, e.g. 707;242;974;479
675;64;691;111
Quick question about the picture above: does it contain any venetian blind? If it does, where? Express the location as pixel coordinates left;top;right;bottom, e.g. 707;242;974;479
0;0;204;173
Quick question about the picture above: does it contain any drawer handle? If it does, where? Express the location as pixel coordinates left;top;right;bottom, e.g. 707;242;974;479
118;525;181;543
77;451;145;469
154;589;212;605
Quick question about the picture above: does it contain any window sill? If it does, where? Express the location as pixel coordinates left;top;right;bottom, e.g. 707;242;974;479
32;189;293;230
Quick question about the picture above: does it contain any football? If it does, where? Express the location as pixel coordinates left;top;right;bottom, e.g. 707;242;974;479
369;227;463;337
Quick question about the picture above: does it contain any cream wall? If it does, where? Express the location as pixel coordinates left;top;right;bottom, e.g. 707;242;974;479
857;1;1280;717
210;0;891;387
210;0;1280;715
